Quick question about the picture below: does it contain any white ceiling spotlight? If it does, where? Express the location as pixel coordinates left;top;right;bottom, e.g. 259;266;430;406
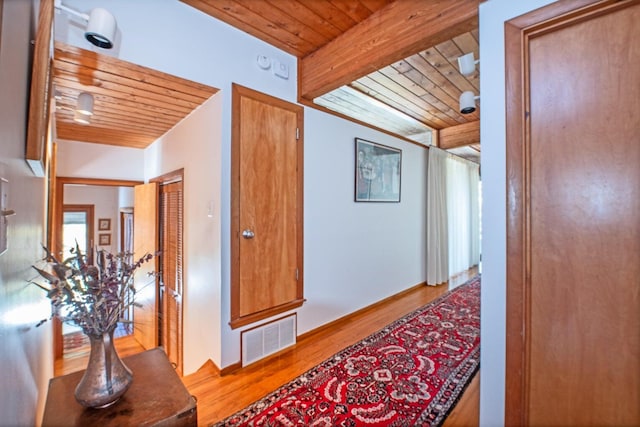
54;0;117;49
73;92;94;125
457;52;479;76
459;91;480;114
75;92;94;116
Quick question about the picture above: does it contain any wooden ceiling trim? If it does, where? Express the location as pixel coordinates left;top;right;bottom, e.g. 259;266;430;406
25;0;53;174
299;0;479;100
438;120;480;149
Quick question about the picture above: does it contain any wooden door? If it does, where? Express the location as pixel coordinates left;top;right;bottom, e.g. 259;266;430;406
159;180;183;375
505;1;640;425
230;84;304;328
133;182;158;350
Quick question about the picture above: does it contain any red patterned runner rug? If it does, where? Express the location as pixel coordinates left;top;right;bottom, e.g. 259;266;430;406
213;276;480;427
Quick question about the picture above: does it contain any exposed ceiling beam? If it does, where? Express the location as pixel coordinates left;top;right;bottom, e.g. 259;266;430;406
299;0;479;101
438;120;480;149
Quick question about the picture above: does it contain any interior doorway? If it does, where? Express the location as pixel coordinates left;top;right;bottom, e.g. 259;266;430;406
61;205;94;260
156;170;184;375
60;205;94;353
52;177;143;359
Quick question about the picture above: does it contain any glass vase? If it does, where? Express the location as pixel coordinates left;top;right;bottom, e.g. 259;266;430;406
74;328;133;408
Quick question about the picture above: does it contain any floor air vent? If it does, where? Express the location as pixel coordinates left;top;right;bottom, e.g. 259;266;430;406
242;314;296;366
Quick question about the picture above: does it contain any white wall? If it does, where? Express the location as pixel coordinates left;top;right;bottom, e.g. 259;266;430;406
300;108;427;334
144;95;223;374
0;0;53;424
56;140;145;181
56;0;430;374
479;1;556;425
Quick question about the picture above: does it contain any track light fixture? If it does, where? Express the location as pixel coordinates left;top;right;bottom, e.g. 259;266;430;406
54;0;117;49
459;91;480;114
457;52;479;76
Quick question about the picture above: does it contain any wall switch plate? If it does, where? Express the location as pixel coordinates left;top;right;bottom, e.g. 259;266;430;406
272;59;289;79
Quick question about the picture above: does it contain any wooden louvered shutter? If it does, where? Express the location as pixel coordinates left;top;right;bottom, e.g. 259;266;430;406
160;180;183;375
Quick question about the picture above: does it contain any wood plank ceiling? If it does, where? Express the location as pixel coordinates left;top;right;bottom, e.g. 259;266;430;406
181;0;481;163
52;0;480;162
52;42;219;149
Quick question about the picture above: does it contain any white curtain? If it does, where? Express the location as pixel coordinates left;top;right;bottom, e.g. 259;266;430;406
426;147;449;285
426;148;481;285
447;155;480;277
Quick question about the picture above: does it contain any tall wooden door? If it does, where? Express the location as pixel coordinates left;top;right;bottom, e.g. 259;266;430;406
159;179;183;375
505;1;640;425
133;182;158;350
230;84;304;328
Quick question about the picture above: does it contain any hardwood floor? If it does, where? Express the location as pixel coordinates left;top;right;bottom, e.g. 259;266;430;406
55;268;479;426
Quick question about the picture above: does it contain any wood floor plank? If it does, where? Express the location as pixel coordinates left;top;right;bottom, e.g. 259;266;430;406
54;267;480;426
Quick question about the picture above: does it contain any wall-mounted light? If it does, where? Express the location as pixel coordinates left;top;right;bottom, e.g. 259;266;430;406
54;0;117;49
459;91;480;114
457;52;479;76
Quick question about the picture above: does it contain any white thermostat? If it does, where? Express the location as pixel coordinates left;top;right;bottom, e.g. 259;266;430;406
257;55;271;70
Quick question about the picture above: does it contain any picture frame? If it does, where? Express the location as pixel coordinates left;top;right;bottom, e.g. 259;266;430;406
98;218;111;231
98;233;111;246
355;138;402;202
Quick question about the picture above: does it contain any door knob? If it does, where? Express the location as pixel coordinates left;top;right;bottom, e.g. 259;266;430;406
242;229;255;239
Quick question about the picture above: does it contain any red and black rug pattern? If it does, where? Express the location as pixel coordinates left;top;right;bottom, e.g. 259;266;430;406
213;276;480;427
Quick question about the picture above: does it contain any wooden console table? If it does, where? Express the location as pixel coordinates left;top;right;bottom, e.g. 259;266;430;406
42;348;197;426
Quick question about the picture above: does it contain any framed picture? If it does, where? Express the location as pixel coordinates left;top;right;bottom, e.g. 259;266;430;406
355;138;402;202
98;218;111;231
98;233;111;246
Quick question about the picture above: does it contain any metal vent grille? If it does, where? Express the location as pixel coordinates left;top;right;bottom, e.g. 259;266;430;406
241;314;296;366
